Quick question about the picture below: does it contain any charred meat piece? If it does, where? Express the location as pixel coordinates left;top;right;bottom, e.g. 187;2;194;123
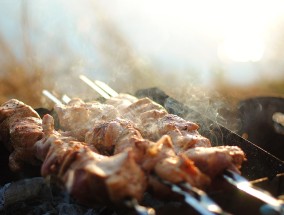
0;99;41;148
9;117;43;171
183;146;246;179
0;99;40;124
0;99;43;171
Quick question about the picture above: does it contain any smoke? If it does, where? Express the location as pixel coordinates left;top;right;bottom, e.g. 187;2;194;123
1;1;283;136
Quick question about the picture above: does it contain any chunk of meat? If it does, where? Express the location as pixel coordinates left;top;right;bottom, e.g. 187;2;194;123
0;99;40;124
183;146;246;178
0;99;43;171
105;93;138;111
122;98;211;151
54;98;119;141
9;117;43;171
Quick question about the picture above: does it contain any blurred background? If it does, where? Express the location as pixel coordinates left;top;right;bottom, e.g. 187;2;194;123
1;0;284;131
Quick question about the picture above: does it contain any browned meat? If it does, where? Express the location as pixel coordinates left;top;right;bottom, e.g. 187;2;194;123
0;99;40;147
121;97;167;122
120;97;245;177
53;96;244;179
0;99;43;171
183;146;246;179
0;97;245;205
121;98;211;151
85;117;210;189
85;118;143;156
0;99;40;124
52;97;210;153
0;100;147;204
39;114;147;204
65;149;147;204
54;98;119;141
54;97;211;152
105;93;138;111
9;117;43;171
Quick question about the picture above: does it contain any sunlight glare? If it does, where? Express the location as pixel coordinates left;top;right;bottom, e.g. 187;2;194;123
215;0;283;62
218;34;265;62
57;0;284;65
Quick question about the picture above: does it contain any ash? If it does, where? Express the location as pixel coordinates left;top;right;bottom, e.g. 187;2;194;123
0;177;118;215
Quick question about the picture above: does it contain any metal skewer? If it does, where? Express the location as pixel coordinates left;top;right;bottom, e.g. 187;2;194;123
155;176;229;215
94;80;119;97
79;75;111;99
124;198;156;215
223;170;284;214
42;90;71;105
42;90;63;105
179;182;229;215
61;94;71;104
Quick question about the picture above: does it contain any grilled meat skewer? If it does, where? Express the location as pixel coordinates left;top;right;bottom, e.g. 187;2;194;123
79;78;284;213
0;98;244;214
54;97;245;181
38;114;147;205
0;99;147;205
84;117;231;214
46;93;228;214
84;82;284;213
0;99;212;214
85;117;210;189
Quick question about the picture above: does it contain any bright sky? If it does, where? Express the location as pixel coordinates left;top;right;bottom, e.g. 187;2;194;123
1;0;284;85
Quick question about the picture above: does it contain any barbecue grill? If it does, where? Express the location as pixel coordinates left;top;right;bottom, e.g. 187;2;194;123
0;85;284;215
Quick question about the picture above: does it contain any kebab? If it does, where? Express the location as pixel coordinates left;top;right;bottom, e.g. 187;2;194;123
78;76;246;176
1;90;280;213
78;76;284;213
0;99;223;215
52;92;245;182
44;91;231;214
38;114;148;205
42;101;211;193
43;92;241;213
0;99;148;206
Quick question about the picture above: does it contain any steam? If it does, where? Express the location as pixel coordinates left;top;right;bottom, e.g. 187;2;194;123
0;0;282;136
164;84;241;133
